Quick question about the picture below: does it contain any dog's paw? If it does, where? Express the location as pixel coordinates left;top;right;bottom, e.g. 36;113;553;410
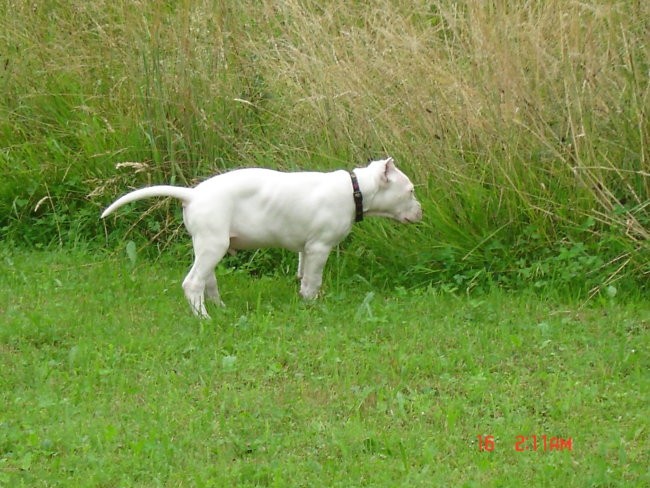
299;288;320;300
191;309;212;320
209;297;226;307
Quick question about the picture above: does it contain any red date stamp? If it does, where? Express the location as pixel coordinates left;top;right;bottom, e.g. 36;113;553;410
477;435;573;452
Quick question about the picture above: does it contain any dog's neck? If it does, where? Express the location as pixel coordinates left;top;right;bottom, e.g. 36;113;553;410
349;166;383;220
349;171;364;223
348;165;396;220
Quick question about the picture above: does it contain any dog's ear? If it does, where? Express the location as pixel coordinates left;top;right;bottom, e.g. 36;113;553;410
368;157;397;185
385;157;395;173
379;157;396;184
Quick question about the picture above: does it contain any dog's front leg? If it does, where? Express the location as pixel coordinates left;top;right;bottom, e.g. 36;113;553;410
299;244;332;299
296;252;304;280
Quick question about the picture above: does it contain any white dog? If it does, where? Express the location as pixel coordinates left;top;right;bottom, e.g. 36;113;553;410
102;157;422;318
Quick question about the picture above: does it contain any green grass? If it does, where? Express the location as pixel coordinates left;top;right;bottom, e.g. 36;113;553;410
1;248;648;486
0;3;649;483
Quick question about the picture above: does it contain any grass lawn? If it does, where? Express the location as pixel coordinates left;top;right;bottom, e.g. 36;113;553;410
1;248;648;486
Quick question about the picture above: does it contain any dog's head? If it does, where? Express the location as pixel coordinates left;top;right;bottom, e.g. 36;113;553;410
364;157;423;223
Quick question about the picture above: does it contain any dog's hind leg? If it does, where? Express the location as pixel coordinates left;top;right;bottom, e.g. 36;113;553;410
182;235;229;318
205;272;225;307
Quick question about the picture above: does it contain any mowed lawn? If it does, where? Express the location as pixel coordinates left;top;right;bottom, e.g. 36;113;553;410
1;248;648;486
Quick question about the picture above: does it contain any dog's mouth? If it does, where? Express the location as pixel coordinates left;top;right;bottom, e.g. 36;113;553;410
400;209;423;223
400;216;419;224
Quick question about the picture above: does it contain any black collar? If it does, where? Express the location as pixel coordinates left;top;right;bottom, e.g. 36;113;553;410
350;171;364;222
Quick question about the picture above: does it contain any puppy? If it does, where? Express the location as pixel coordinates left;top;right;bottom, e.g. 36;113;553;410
102;157;422;317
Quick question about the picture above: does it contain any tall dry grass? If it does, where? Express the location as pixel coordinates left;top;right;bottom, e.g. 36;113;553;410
243;1;648;233
1;0;648;289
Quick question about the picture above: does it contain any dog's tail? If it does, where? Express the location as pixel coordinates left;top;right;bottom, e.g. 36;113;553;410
101;186;194;218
